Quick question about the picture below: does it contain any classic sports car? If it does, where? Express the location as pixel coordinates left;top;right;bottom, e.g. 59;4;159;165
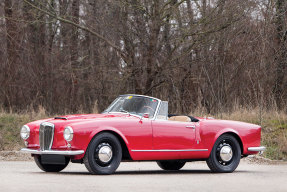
20;94;265;174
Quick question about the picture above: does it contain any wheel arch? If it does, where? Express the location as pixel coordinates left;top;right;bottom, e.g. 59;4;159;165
215;131;244;155
87;129;132;161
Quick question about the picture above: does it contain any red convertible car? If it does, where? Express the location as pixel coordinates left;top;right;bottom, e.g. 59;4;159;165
20;94;265;174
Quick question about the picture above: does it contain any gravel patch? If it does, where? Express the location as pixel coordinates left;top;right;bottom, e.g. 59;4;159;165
0;151;33;161
243;155;287;165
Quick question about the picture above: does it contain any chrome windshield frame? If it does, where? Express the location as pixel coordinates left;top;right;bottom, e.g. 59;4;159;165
103;94;162;120
154;101;169;121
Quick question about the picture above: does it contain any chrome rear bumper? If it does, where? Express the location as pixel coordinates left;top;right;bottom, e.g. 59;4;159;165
20;148;84;155
248;146;266;152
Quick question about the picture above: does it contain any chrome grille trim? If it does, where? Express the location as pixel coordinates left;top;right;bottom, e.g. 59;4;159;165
39;122;54;151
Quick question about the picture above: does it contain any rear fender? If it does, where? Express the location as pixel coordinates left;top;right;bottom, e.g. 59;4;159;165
211;128;243;154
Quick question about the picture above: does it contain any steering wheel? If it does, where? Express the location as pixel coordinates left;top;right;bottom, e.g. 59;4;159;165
142;106;155;114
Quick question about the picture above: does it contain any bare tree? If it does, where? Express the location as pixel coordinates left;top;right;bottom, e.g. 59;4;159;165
0;0;285;114
273;0;287;109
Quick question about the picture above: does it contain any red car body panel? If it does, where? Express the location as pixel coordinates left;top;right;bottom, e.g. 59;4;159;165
25;113;261;161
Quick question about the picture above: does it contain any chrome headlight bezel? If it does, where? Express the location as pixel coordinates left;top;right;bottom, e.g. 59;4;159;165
20;125;30;140
63;126;74;142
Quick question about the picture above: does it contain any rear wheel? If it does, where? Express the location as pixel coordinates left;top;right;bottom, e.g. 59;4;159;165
206;134;241;173
84;132;122;175
34;155;70;172
157;160;186;170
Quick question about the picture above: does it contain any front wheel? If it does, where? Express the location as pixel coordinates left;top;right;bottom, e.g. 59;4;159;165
84;132;122;175
157;160;186;170
206;134;241;173
34;155;70;172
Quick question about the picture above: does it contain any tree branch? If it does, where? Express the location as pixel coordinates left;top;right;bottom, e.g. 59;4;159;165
23;0;127;60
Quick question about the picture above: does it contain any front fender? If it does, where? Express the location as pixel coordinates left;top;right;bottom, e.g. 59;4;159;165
72;125;130;160
89;126;130;148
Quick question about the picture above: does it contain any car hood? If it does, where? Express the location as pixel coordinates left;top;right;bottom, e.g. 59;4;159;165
27;113;133;129
54;113;126;120
50;113;133;124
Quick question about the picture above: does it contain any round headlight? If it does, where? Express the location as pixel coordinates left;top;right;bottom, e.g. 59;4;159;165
63;126;73;142
20;125;30;140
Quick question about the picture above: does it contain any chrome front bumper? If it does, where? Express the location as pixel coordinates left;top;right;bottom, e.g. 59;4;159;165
248;146;266;152
20;148;84;155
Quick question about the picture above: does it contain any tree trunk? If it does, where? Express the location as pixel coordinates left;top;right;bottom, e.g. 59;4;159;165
273;0;287;109
4;0;21;109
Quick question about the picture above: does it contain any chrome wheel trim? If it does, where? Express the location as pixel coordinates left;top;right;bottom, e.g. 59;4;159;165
216;140;235;166
98;144;113;163
219;145;233;162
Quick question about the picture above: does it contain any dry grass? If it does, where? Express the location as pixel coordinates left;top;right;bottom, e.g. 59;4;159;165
0;106;50;151
0;107;286;160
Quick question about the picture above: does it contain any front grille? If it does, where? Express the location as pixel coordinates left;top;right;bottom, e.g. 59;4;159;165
39;122;54;150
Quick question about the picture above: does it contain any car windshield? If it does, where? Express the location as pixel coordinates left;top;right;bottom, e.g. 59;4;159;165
103;95;159;118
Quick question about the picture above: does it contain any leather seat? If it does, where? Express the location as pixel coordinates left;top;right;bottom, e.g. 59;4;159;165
168;116;191;122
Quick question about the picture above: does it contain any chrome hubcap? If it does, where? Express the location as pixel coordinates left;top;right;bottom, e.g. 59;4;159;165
98;144;113;163
220;145;233;162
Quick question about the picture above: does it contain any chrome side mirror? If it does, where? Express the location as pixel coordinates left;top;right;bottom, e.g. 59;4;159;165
143;113;149;118
140;113;150;121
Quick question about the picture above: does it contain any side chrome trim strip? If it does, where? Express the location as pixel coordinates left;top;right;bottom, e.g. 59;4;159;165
20;148;84;155
131;149;208;152
248;146;266;152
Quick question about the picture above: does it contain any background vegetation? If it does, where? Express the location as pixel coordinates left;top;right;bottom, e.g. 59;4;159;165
0;0;286;159
0;108;286;160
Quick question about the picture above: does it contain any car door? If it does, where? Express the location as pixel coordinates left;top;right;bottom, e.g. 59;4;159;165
152;120;196;149
151;119;197;159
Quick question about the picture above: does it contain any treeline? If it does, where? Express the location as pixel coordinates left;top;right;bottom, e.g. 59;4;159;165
0;0;286;114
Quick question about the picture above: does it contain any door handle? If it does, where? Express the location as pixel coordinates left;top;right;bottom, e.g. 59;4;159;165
186;125;196;129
